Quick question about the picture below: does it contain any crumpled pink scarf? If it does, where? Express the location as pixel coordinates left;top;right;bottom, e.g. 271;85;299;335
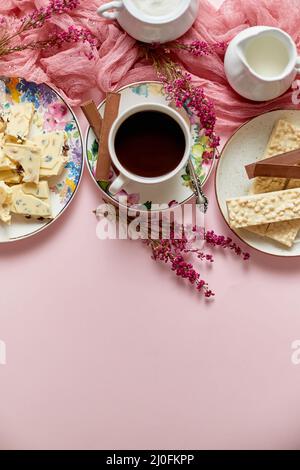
1;0;300;134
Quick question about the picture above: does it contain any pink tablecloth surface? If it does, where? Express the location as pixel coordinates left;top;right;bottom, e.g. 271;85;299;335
1;0;300;451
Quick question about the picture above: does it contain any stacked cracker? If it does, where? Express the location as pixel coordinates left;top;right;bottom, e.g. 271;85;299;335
0;103;68;224
227;120;300;248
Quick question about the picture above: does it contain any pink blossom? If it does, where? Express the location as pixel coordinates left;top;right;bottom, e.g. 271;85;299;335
205;230;250;260
159;71;219;152
2;2;97;60
22;0;81;29
202;151;214;165
181;40;228;57
146;225;250;298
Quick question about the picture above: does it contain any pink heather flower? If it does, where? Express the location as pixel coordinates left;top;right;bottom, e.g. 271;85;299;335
183;40;228;57
54;25;97;47
202;151;214;164
50;25;98;59
204;230;250;260
146;225;250;298
148;40;225;151
1;1;97;61
48;0;81;14
23;0;81;27
146;225;215;297
160;71;219;150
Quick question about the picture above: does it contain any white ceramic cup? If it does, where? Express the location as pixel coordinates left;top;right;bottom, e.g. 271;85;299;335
108;103;191;195
97;0;199;44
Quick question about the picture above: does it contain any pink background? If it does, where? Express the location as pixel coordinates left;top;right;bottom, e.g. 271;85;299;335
1;0;300;450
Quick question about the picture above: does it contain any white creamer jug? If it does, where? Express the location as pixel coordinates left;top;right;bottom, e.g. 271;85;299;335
224;26;300;101
97;0;199;44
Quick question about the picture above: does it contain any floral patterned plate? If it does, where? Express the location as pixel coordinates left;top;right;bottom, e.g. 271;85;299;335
85;81;215;211
0;77;83;242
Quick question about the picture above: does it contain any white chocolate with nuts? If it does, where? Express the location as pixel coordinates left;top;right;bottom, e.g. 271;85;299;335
0;134;17;171
246;119;300;245
0;181;12;223
265;220;300;248
250;120;300;195
227;188;300;229
32;131;68;178
0;170;22;184
4;142;41;184
6;103;35;141
11;182;52;219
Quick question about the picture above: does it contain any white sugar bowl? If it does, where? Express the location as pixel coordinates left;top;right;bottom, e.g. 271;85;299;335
97;0;200;44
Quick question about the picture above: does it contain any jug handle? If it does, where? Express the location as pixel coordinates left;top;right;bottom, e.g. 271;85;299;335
97;1;123;20
296;57;300;73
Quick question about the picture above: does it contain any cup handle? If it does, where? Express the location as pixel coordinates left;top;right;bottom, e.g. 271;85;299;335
296;57;300;73
109;174;130;195
97;1;123;20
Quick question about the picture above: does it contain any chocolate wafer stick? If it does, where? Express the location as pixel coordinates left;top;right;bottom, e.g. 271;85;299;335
245;148;300;179
81;100;103;139
96;92;121;182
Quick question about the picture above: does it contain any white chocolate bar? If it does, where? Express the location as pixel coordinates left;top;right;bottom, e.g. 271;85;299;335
0;170;22;184
247;120;300;245
0;134;17;171
32;131;67;178
245;224;269;236
0;181;12;224
21;181;50;199
265;220;300;248
250;120;300;195
4;142;41;184
11;182;52;219
6;103;34;140
227;188;300;229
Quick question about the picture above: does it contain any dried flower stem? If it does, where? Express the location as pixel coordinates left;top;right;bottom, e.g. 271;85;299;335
0;0;97;60
145;228;249;298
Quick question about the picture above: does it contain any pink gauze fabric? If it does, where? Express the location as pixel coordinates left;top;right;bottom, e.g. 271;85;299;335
1;0;300;135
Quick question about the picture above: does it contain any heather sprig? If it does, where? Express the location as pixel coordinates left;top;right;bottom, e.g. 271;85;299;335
160;70;220;149
147;235;215;298
6;25;97;59
20;0;81;32
205;230;251;260
146;226;250;298
0;0;97;60
171;40;227;57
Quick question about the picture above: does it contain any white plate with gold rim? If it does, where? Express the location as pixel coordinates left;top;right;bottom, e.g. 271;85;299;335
216;109;300;257
0;77;83;243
